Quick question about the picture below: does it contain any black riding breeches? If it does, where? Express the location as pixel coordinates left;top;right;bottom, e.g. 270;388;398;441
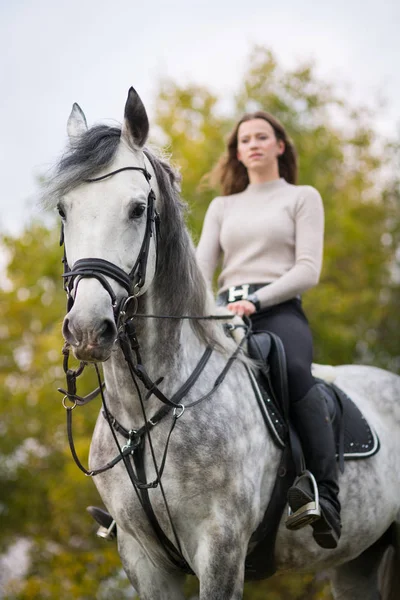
250;298;315;403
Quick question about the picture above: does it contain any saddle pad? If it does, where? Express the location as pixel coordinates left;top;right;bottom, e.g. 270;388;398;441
319;381;380;459
252;372;379;461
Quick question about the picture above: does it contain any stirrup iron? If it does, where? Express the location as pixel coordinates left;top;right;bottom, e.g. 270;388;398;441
96;519;117;541
285;470;321;530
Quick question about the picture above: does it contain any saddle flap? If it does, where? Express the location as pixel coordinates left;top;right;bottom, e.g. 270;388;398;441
247;330;289;419
247;332;272;364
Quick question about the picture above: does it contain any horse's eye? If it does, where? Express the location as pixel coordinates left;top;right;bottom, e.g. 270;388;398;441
57;205;66;219
129;204;146;219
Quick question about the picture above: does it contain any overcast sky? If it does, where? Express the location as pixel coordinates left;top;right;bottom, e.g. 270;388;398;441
0;0;399;235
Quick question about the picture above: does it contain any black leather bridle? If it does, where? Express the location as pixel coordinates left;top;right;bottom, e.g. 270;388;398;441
61;166;159;313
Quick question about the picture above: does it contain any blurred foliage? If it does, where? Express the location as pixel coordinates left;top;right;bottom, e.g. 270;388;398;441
0;225;126;598
0;46;399;598
155;46;400;372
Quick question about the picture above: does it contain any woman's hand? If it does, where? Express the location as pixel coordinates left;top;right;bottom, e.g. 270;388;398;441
226;300;256;317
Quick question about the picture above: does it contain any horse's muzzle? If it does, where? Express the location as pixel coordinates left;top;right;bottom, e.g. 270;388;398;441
63;315;117;362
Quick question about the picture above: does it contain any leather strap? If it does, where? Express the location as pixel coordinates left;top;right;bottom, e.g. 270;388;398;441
132;438;194;574
63;258;132;296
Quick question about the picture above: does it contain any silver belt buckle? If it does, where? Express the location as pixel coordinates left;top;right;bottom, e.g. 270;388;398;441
228;284;249;302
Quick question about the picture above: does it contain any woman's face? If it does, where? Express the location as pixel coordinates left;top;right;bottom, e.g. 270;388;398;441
236;118;284;173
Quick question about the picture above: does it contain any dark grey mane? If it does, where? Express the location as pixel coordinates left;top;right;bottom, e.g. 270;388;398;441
44;124;226;350
143;148;225;349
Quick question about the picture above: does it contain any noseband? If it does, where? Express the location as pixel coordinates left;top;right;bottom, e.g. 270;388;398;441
61;166;160;313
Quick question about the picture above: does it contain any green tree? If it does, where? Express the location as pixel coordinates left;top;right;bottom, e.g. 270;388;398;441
0;224;128;598
155;81;229;237
155;46;400;372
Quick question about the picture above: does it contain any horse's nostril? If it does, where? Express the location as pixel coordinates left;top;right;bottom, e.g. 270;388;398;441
63;317;72;341
99;319;117;343
62;317;81;346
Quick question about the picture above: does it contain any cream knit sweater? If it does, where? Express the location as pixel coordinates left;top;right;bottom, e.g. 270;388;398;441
196;178;324;309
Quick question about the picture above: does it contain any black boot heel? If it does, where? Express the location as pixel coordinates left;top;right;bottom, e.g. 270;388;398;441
311;500;341;549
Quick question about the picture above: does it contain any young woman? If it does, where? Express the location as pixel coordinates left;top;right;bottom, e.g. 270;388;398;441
196;112;341;549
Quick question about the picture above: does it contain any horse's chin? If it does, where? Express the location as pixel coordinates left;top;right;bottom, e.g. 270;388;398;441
71;343;113;363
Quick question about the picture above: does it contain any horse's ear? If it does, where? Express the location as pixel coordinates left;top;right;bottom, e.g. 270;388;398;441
67;103;88;141
122;87;149;148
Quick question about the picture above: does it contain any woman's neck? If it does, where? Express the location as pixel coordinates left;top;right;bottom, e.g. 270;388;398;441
247;165;280;184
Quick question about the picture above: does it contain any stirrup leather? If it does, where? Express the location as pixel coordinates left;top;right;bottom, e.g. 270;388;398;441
96;519;117;540
285;470;321;530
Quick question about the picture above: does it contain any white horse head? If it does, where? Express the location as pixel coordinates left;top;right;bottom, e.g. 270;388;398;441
59;89;159;362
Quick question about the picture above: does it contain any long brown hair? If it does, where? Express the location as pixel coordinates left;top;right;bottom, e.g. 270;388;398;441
208;111;298;196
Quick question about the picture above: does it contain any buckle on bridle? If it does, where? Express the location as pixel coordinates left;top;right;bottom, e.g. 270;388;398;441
62;395;77;410
119;295;138;318
173;404;185;419
122;429;141;453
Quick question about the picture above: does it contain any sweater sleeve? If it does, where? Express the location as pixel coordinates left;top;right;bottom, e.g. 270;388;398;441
256;186;324;308
195;197;223;286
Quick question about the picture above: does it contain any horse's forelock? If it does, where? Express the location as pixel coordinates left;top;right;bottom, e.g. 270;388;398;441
42;125;122;208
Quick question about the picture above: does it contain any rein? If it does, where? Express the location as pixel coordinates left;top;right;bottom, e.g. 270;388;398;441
60;314;249;478
58;164;251;573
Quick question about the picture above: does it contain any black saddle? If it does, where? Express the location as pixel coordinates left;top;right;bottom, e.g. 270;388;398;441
244;330;380;582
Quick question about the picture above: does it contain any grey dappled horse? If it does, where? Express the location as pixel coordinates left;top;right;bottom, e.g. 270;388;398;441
48;88;400;599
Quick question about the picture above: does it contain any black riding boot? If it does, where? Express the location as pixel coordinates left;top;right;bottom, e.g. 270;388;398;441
87;506;117;540
285;384;341;549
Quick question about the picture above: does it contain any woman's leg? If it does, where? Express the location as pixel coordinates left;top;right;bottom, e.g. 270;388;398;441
251;299;341;548
251;299;314;402
286;387;341;548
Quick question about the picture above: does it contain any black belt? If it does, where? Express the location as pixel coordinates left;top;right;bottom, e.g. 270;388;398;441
217;283;267;305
